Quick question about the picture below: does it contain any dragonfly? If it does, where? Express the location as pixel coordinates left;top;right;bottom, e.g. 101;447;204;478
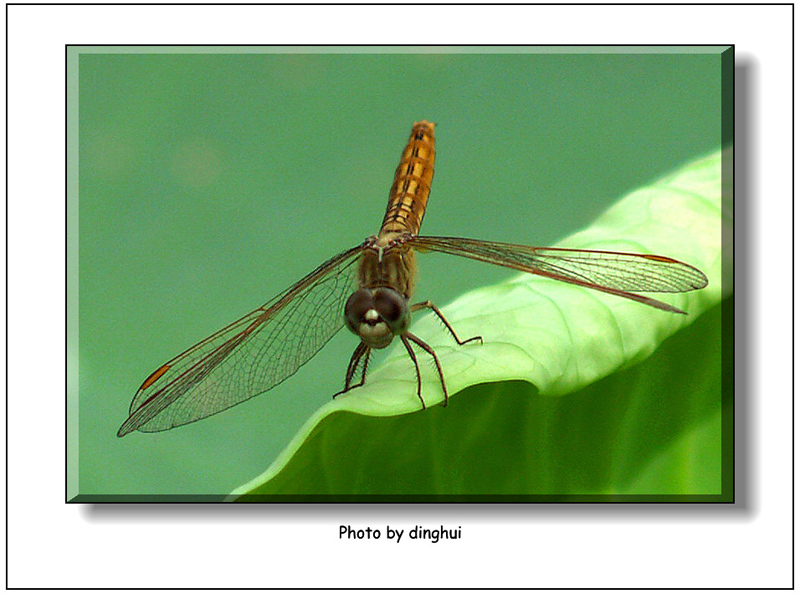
117;121;708;437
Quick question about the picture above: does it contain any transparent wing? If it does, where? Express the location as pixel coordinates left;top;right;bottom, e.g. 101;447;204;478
118;245;363;436
407;235;708;314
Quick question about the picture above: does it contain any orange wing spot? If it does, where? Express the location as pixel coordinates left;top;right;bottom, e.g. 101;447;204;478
641;254;676;263
140;364;171;391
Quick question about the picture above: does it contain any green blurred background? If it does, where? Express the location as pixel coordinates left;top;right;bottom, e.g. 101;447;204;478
71;48;723;497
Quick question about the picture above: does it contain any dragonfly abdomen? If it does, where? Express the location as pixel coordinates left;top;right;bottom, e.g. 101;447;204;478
379;120;435;237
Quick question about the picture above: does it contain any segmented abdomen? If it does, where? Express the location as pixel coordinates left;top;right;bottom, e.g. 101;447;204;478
379;120;435;237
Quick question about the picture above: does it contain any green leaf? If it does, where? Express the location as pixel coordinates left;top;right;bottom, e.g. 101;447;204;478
231;148;730;500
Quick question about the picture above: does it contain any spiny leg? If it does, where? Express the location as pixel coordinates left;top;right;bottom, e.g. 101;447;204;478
356;346;371;388
344;342;368;387
405;331;450;407
411;300;483;346
400;335;425;409
333;342;371;398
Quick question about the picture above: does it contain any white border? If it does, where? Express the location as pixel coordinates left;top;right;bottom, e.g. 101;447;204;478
8;4;792;588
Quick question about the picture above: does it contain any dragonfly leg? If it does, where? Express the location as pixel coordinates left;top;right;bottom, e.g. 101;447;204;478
357;347;372;387
333;342;371;398
399;335;425;410
405;331;449;408
410;300;483;346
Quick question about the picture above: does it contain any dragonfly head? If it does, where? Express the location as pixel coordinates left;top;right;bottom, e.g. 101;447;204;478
345;287;410;349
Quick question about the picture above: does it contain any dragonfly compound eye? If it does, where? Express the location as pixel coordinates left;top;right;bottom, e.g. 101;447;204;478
344;289;373;334
343;288;390;349
373;287;410;334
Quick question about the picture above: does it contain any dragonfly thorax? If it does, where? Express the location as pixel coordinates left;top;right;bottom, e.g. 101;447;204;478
344;287;410;349
357;234;418;300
